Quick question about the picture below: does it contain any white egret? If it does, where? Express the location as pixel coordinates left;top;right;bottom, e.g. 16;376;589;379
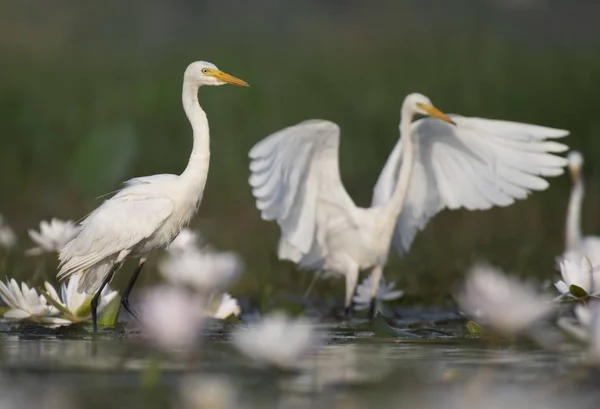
57;61;248;331
561;151;600;265
249;93;568;317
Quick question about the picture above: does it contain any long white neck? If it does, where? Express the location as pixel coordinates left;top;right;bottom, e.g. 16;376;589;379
566;174;584;251
381;109;415;222
180;78;210;195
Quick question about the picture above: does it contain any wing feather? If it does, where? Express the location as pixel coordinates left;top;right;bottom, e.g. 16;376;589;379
373;115;568;256
249;120;357;263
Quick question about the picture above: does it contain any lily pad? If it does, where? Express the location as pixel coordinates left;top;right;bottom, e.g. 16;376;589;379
372;313;422;339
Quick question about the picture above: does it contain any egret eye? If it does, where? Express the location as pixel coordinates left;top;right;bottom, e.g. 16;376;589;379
201;68;209;74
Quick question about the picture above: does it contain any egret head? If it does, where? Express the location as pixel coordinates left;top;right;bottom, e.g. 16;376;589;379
184;61;249;87
568;150;584;183
403;93;455;125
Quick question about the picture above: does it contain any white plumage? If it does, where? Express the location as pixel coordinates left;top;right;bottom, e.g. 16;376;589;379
560;151;600;266
57;61;248;330
249;93;569;313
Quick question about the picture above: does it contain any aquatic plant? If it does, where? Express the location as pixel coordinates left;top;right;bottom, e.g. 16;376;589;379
353;273;404;311
555;257;600;300
0;278;68;324
209;292;241;320
232;312;318;371
139;285;206;355
456;263;555;335
26;218;79;256
43;272;118;322
0;214;16;249
159;238;242;294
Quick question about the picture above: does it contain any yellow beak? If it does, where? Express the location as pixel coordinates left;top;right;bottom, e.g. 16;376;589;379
206;69;249;87
421;104;455;125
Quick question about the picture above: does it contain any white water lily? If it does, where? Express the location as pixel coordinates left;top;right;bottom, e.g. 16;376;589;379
0;279;68;324
43;273;118;321
353;274;404;311
456;263;555;335
139;286;206;355
232;312;318;370
159;247;242;294
555;258;600;299
167;228;204;254
0;214;17;249
26;218;80;255
210;293;241;320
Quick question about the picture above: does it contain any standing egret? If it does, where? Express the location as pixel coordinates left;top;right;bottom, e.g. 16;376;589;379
58;61;248;331
249;93;568;317
561;151;600;265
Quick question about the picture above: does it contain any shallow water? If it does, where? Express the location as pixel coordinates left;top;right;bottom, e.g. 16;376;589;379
1;315;599;409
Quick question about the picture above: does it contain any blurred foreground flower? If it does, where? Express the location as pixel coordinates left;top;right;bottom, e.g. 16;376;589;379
179;376;238;409
555;258;600;299
456;263;555;335
167;228;204;255
232;312;318;371
139;286;205;355
43;273;118;322
159;247;242;294
0;279;68;324
26;218;79;255
210;293;241;320
0;214;17;249
353;274;403;311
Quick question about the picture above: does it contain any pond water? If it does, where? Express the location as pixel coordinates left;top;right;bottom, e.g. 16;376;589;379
0;314;598;409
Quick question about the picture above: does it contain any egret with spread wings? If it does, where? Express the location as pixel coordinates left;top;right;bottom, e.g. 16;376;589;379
58;61;248;331
249;93;569;317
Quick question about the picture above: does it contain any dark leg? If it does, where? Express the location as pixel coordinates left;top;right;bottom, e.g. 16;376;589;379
121;258;146;321
344;304;354;319
368;298;377;321
91;263;120;333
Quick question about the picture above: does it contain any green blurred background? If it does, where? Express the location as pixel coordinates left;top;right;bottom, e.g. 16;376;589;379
1;0;600;306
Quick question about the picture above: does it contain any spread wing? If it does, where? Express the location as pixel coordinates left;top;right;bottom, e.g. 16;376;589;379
248;120;358;264
372;115;569;256
58;187;173;279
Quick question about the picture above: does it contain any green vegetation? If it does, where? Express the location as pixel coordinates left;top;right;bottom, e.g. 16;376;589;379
1;1;600;305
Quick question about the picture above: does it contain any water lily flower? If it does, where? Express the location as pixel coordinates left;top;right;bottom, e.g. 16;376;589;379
555;258;600;299
166;228;204;254
232;312;318;370
159;248;242;294
0;279;68;324
456;263;555;335
139;286;206;355
0;214;17;249
210;293;241;320
43;273;118;322
26;218;80;255
353;273;404;311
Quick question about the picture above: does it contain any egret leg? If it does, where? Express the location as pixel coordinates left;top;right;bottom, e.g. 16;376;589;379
121;258;146;321
344;265;359;320
91;263;121;333
368;266;384;321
